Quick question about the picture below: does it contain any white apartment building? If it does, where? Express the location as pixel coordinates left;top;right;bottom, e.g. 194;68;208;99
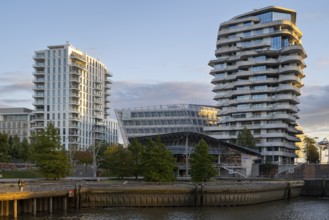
32;43;117;151
204;6;306;164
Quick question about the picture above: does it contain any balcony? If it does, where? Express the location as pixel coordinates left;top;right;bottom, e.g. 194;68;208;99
70;62;86;71
70;70;80;76
105;70;112;77
33;62;45;69
32;123;44;128
69;98;79;105
69;76;80;83
33;71;44;76
70;53;86;62
70;91;79;98
32;101;44;106
33;54;45;61
33;78;45;84
31;116;44;122
69;107;79;113
68;122;79;128
32;85;45;91
105;78;112;84
32;93;44;98
69;83;79;90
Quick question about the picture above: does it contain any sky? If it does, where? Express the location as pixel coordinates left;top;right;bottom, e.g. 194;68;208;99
0;0;329;141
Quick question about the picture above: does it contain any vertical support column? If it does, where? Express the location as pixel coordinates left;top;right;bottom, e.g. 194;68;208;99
13;200;17;218
33;198;37;216
49;197;53;213
63;197;67;211
4;201;9;217
0;201;3;216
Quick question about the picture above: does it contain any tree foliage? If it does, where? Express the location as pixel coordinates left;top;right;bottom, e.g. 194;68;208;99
128;139;144;179
102;144;134;178
141;137;176;182
190;139;217;182
0;133;10;162
303;136;319;163
236;127;257;148
30;123;70;178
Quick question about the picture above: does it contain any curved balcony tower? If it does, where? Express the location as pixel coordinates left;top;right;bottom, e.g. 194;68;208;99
206;6;306;164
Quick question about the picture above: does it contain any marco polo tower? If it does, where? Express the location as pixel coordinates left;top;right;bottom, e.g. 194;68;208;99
205;6;306;164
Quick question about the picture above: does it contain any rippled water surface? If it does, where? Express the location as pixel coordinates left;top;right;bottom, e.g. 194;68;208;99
20;197;329;220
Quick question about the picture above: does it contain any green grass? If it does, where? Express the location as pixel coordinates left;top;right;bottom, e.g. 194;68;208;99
0;170;42;178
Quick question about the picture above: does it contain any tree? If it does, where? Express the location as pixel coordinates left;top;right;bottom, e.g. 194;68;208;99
128;139;144;179
0;133;10;162
190;139;217;182
141;137;176;182
102;144;134;178
30;123;70;178
303;136;319;163
8;135;21;161
236;127;257;148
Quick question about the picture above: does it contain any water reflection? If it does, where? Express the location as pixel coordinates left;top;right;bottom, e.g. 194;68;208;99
22;197;329;220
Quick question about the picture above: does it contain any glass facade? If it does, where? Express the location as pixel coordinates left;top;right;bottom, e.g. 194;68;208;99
257;12;292;23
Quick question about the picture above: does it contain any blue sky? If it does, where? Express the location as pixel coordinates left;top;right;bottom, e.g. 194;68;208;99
0;0;329;140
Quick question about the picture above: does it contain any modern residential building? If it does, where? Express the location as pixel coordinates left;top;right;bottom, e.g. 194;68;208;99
0;108;33;142
32;43;117;151
204;6;306;164
115;104;218;145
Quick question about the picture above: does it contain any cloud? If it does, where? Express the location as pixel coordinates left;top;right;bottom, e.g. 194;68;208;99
111;81;329;138
299;85;329;136
111;80;215;110
314;57;329;69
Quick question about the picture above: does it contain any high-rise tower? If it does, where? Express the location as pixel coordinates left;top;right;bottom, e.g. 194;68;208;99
32;43;117;152
205;6;306;164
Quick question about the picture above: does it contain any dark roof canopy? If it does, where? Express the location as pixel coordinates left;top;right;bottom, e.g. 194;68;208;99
128;132;261;157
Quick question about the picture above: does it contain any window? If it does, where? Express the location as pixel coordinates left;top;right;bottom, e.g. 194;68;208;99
254;56;266;61
214;63;226;70
232;113;246;119
215;73;226;79
252;75;267;81
254;29;264;35
257;12;292;23
252;66;266;72
243;31;251;37
252;94;267;99
237;95;249;100
253;85;267;90
228;24;237;29
237;104;249;109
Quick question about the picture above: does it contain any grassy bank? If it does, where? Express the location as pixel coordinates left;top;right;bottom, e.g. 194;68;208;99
0;170;42;178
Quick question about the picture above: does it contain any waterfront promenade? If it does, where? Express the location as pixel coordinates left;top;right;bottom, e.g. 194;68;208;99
0;179;303;218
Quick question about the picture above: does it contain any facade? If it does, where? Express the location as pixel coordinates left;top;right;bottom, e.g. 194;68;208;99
32;43;117;150
204;6;306;164
0;108;33;142
115;104;218;145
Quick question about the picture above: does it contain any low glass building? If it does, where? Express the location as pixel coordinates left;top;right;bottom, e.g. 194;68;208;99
115;104;218;145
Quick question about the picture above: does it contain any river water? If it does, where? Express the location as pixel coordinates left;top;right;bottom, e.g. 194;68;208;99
21;197;329;220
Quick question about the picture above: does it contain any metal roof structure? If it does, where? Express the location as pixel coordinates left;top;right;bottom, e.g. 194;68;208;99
128;132;261;157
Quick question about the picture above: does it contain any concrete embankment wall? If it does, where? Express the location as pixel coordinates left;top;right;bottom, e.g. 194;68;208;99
301;179;329;197
80;181;302;207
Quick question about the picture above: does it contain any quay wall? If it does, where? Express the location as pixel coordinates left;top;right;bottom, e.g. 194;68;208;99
80;181;302;207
